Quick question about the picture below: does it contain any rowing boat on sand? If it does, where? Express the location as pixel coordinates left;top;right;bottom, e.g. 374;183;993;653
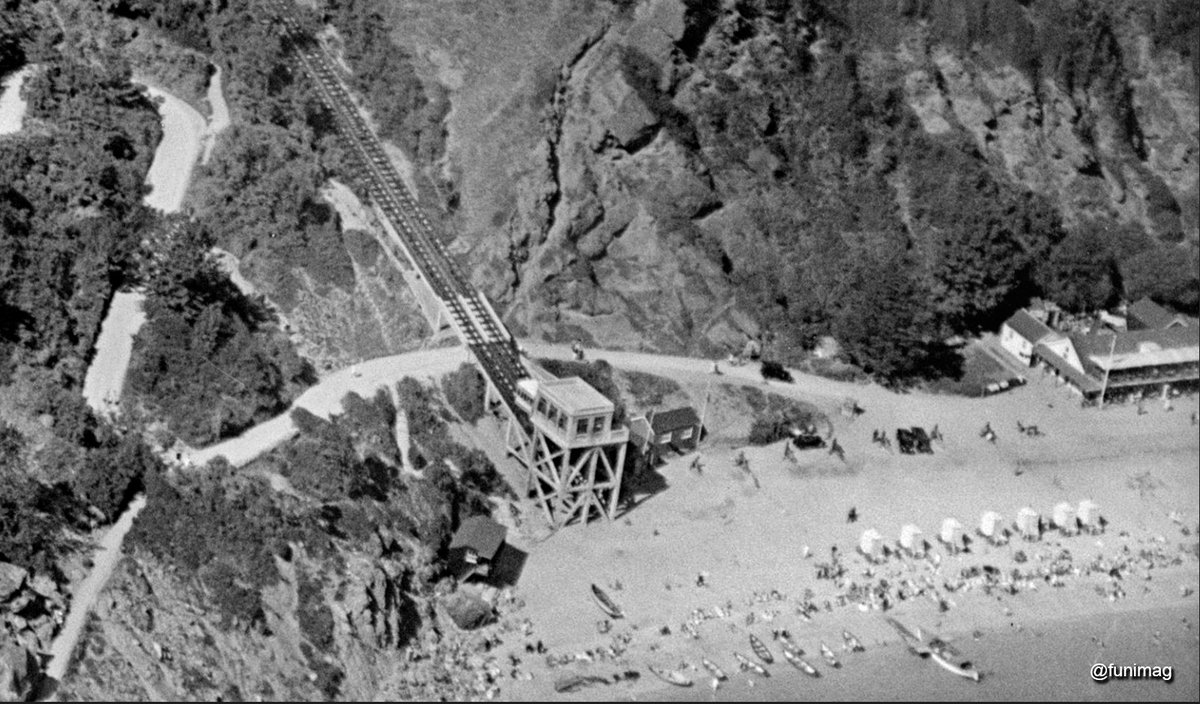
734;651;770;677
648;666;693;687
591;583;624;619
749;634;774;664
782;646;821;678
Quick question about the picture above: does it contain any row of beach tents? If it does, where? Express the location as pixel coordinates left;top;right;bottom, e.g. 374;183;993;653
859;500;1103;560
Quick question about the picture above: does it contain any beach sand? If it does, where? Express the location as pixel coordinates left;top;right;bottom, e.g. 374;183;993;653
485;347;1199;701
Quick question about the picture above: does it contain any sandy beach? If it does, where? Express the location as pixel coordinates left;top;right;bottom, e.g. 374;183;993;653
477;345;1199;701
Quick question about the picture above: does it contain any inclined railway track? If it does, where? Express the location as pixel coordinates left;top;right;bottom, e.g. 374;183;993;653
266;2;528;413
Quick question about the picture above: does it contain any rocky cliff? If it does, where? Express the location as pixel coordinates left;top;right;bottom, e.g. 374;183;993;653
387;0;1198;356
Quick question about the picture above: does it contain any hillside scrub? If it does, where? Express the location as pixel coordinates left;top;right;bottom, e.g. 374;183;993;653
127;219;315;445
442;363;486;423
738;386;826;446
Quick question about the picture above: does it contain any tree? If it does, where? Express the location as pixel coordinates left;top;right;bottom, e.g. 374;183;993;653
1119;244;1200;313
442;363;486;423
831;255;944;385
1036;226;1120;312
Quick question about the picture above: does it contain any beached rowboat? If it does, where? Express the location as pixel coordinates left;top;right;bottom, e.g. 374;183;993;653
749;634;774;664
648;666;693;687
702;658;728;681
820;642;842;668
733;651;770;677
782;647;821;678
590;584;624;619
928;650;982;682
843;629;866;652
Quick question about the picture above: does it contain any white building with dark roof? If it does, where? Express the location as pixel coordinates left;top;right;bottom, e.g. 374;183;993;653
1000;309;1058;366
1001;303;1199;400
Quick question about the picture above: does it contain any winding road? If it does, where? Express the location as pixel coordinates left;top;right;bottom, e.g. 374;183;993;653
45;77;222;694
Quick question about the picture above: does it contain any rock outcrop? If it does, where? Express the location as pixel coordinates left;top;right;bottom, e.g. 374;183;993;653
0;562;65;702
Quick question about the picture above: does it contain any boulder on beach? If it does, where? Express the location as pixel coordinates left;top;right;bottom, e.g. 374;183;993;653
442;589;497;631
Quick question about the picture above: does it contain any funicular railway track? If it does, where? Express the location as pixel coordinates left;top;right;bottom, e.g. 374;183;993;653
265;2;529;415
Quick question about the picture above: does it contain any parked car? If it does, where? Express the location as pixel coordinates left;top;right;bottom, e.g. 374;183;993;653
760;360;794;383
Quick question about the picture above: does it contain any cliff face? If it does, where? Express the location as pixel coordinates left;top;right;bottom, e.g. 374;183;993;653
399;0;1198;354
897;21;1197;242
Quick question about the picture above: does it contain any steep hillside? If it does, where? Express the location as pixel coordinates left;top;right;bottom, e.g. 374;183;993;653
374;0;1199;372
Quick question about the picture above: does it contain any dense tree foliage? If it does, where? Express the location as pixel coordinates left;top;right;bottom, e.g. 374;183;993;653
442;363;486;423
322;0;449;170
664;0;1197;383
0;55;160;383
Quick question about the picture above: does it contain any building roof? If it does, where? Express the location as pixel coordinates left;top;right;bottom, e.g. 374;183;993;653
1003;309;1055;344
1126;297;1190;330
449;516;507;560
538;377;613;415
1072;327;1200;371
1034;340;1103;393
649;406;701;434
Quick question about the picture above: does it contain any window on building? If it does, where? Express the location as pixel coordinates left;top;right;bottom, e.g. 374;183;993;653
576;418;590;435
557;412;567;430
679;427;694;440
657;433;670;444
536;398;547;416
592;416;605;434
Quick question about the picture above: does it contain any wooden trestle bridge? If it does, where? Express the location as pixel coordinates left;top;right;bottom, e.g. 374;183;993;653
264;1;626;526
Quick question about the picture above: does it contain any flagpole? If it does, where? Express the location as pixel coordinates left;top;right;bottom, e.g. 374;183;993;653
698;376;712;446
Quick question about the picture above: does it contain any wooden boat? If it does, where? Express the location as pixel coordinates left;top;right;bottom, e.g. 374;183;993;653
928;650;982;682
648;666;693;687
885;617;928;655
554;675;610;693
733;651;770;677
749;634;774;664
778;632;802;654
702;658;728;681
591;583;624;619
782;647;821;678
843;629;866;653
820;642;842;668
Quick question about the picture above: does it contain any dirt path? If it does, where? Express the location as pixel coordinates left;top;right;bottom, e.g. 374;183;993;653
184;346;471;467
138;84;206;213
52;83;208;692
81;291;148;415
0;66;31;135
43;495;147;686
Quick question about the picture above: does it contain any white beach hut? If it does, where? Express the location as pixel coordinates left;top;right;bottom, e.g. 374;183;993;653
859;528;884;561
1016;507;1040;540
939;517;964;551
1052;502;1076;534
979;511;1004;543
1077;500;1102;533
899;524;924;556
